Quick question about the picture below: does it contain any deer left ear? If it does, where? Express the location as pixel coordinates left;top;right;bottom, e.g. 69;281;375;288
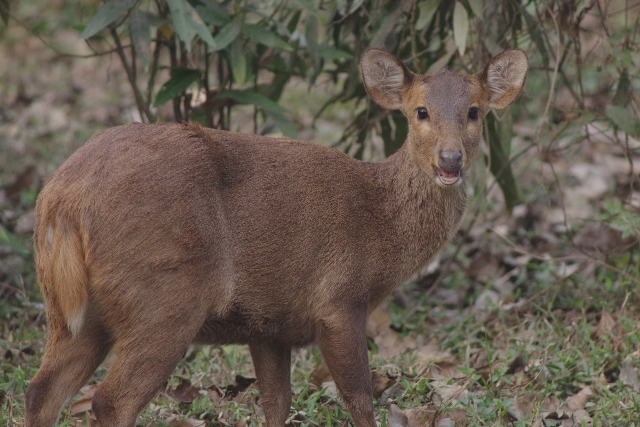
479;49;529;110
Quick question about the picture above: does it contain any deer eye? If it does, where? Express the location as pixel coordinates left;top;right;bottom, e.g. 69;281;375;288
468;107;479;120
416;107;429;120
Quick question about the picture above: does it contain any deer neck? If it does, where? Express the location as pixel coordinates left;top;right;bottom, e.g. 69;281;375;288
374;144;468;277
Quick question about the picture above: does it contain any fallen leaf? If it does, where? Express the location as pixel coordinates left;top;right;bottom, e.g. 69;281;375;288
566;387;592;411
429;362;465;380
387;403;408;427
321;380;338;399
69;384;98;416
171;419;206;427
405;406;469;427
166;379;201;403
371;371;395;398
310;362;332;389
430;380;467;404
595;311;617;340
224;375;256;398
620;356;640;391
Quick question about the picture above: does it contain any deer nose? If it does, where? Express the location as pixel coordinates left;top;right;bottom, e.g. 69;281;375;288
438;151;463;173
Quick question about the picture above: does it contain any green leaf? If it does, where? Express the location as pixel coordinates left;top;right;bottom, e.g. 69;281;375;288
317;46;353;61
268;112;298;139
209;22;241;52
0;224;29;256
229;38;247;87
193;0;229;26
467;0;484;18
0;0;10;26
486;112;520;212
191;17;218;51
612;69;632;107
606;106;640;138
220;89;289;115
306;14;320;70
416;0;441;31
165;0;194;48
153;68;200;107
242;24;292;51
80;0;138;39
518;3;548;68
453;1;469;56
129;8;150;69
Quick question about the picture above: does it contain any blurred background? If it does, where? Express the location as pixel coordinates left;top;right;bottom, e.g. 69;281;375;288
1;0;639;425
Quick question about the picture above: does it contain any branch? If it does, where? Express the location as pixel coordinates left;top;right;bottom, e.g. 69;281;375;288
110;27;155;122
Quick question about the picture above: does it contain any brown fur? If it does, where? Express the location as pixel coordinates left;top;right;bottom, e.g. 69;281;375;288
25;49;527;427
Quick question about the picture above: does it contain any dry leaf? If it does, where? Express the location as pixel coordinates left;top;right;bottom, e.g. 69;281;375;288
566;387;592;411
620;356;640;391
310;362;332;389
429;363;465;380
595;311;617;339
387;403;408;427
69;384;98;416
371;371;395;398
166;379;201;403
405;406;469;427
416;343;455;366
171;419;206;427
430;380;467;404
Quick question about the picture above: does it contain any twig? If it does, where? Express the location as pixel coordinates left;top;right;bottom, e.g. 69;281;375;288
489;227;640;285
111;27;154;122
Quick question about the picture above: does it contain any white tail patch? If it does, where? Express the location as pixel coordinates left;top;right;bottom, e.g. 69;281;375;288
67;303;87;337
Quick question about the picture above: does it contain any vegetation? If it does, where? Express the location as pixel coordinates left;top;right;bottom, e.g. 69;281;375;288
1;0;639;425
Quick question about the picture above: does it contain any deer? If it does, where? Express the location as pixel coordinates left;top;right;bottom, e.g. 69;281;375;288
25;48;527;427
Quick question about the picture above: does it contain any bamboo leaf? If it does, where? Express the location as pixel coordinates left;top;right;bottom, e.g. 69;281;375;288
129;9;150;69
453;1;469;56
486;112;520;212
468;0;484;18
153;68;200;107
242;24;292;51
165;0;194;48
209;22;241;52
416;0;441;31
229;38;247;87
0;0;10;26
194;0;229;26
220;89;289;115
80;0;138;39
318;46;353;61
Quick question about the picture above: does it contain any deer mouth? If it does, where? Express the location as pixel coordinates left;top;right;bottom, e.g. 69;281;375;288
436;168;461;186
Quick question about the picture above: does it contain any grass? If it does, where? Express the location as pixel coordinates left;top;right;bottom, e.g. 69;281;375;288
4;259;640;426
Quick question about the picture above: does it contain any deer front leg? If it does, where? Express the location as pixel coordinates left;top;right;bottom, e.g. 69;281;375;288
318;308;376;427
249;341;292;426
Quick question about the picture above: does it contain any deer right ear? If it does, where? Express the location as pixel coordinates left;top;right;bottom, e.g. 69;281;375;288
360;49;413;111
480;49;529;110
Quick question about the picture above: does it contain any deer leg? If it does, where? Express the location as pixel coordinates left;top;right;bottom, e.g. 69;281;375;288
25;319;112;427
249;341;292;426
91;320;197;427
318;308;375;427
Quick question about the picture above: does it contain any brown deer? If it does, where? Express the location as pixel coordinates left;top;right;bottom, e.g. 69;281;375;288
25;48;527;427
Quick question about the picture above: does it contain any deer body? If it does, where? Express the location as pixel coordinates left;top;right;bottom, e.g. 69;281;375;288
26;49;527;427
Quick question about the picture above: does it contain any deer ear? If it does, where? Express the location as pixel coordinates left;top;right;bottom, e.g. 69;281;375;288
360;49;413;110
480;49;528;110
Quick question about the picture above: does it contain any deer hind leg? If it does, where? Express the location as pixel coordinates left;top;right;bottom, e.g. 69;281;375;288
88;287;208;427
25;315;112;427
